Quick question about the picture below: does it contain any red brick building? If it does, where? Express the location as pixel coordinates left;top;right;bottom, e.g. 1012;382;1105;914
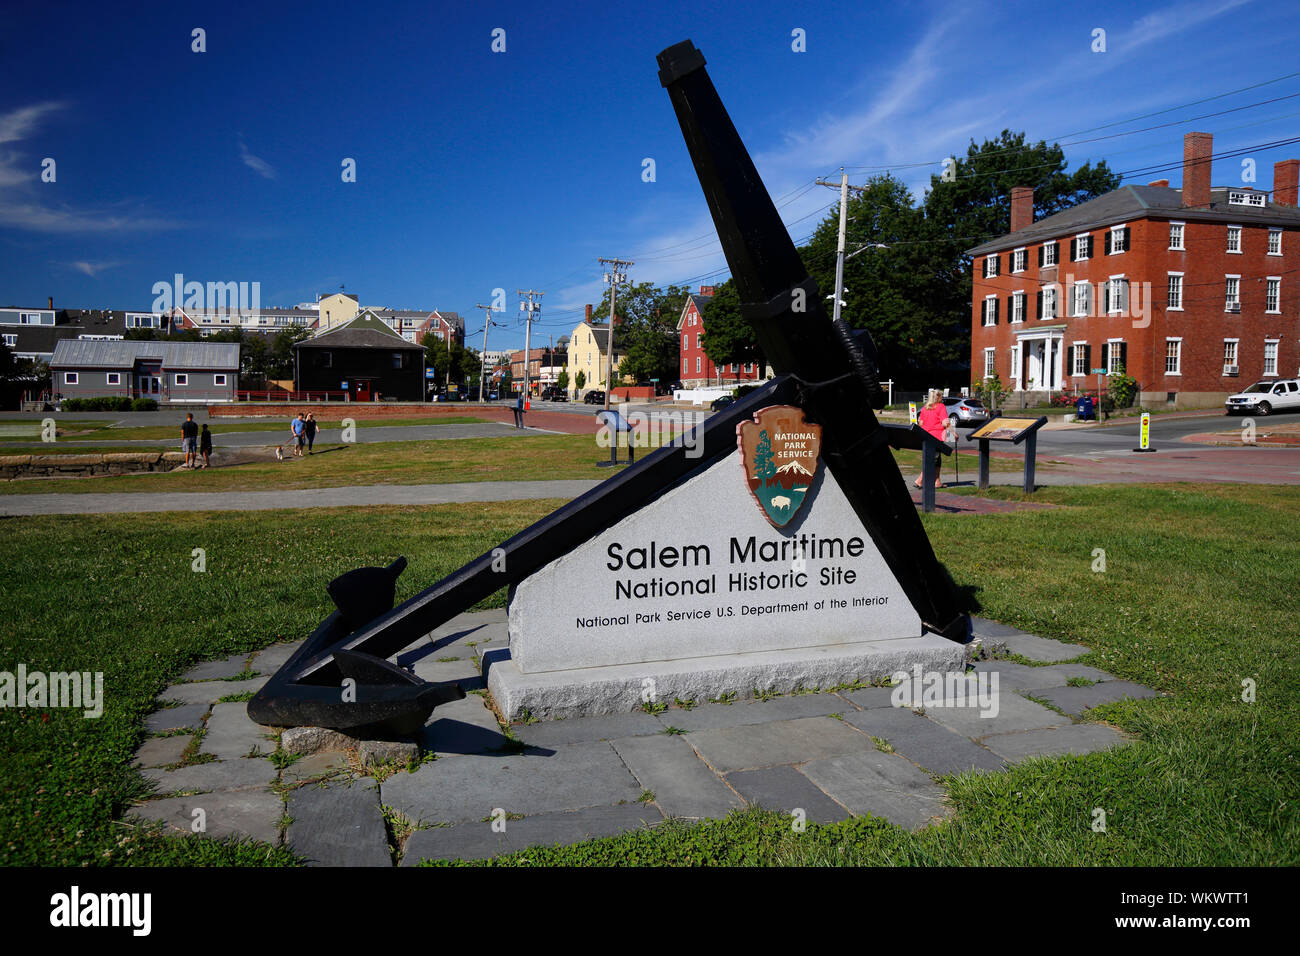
675;286;766;387
968;132;1300;409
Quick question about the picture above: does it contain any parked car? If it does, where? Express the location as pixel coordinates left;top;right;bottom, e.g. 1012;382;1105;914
583;389;606;405
710;394;737;411
941;396;990;425
1225;379;1300;415
540;385;568;402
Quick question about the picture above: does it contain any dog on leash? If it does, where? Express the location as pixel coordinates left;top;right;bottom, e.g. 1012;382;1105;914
275;445;284;461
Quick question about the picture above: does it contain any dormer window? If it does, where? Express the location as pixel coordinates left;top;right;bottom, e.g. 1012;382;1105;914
1228;190;1266;207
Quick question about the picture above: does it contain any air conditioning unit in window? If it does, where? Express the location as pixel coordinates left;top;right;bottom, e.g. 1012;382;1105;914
1224;365;1239;376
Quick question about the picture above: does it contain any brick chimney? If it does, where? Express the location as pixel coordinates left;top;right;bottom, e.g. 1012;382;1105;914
1182;132;1213;209
1274;159;1299;206
1148;179;1169;188
699;285;715;296
1010;186;1034;232
584;304;592;323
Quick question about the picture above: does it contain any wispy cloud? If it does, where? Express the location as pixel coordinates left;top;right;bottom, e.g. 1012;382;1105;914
68;260;123;277
238;137;276;179
0;102;182;234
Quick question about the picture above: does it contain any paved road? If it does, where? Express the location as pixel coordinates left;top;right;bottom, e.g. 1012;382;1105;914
0;479;605;516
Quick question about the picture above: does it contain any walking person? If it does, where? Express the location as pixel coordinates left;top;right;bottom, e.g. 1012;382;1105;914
513;392;524;428
199;423;213;469
180;413;199;469
304;413;318;454
290;413;306;457
915;389;948;490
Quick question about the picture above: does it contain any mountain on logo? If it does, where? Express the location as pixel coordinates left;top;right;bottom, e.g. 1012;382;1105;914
775;460;812;477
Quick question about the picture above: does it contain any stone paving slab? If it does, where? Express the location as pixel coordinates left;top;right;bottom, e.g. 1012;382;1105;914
408;658;484;690
726;766;851;824
1032;680;1160;716
132;735;191;769
972;661;1113;692
982;724;1129;760
158;677;267;706
281;751;351;784
421;695;508;756
249;642;302;675
653;693;848;733
923;691;1072;739
381;740;642;826
998;632;1090;663
610;734;744;819
286;782;391;867
144;703;209;734
144;756;279;795
686;716;875;773
401;803;663;864
129;789;283;844
513;711;663;747
200;703;277;759
969;617;1029;638
800;750;950;831
843;708;1006;776
178;654;250;682
837;686;901;710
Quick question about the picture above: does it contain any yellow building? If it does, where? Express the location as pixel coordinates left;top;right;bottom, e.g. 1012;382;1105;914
566;321;624;396
316;293;359;331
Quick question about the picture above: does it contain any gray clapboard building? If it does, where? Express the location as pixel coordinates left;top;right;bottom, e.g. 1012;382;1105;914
50;340;240;404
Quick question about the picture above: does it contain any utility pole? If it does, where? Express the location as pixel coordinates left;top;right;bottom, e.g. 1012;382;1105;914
474;303;501;403
598;258;633;410
517;289;543;401
815;169;866;323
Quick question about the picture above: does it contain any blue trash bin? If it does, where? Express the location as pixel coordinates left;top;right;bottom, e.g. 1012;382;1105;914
1077;396;1095;420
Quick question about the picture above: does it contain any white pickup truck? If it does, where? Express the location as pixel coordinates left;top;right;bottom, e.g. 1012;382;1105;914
1225;379;1300;415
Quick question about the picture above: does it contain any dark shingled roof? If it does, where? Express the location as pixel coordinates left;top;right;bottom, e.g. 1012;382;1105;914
587;325;622;353
966;185;1300;256
296;311;423;350
50;339;240;369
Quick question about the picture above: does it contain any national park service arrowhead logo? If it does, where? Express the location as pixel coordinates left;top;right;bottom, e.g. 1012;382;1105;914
737;405;822;527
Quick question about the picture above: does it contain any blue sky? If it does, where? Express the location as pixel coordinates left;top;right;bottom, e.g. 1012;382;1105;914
2;0;1298;350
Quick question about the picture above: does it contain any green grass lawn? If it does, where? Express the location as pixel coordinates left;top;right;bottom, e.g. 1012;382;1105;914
2;483;1297;866
0;415;490;444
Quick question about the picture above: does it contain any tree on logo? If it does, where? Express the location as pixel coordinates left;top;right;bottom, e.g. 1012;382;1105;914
754;429;776;485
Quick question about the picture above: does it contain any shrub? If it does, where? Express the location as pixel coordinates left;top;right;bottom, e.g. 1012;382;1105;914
130;398;158;412
62;396;152;412
1107;366;1139;409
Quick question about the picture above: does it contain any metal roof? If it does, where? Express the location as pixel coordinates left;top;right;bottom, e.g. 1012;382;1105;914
50;339;240;369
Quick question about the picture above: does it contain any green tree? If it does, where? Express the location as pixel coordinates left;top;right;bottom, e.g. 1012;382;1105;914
701;279;762;378
575;369;586;391
589;281;689;383
269;326;311;379
556;369;569;391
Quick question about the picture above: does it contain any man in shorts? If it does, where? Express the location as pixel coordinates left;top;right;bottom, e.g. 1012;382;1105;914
180;413;199;468
290;413;306;457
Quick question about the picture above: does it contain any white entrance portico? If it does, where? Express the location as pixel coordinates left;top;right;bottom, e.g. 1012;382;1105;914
1014;326;1065;392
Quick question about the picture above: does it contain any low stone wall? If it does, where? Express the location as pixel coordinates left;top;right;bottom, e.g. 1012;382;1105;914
207;402;476;421
0;452;186;479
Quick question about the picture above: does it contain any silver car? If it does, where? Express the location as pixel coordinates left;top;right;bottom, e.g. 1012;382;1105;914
942;396;990;425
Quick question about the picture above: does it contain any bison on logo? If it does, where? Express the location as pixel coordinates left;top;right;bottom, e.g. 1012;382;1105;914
737;405;823;527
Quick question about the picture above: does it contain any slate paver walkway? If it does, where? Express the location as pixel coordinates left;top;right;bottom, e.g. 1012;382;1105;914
123;609;1160;864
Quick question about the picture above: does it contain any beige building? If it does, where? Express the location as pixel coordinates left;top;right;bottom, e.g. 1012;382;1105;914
316;293;359;331
566;321;623;395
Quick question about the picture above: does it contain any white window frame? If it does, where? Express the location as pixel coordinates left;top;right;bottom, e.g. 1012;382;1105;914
1169;221;1185;250
175;373;188;386
1267;228;1282;256
983;348;996;379
1011;248;1027;273
1;334;15;347
1106;338;1125;373
695;356;701;374
982;295;997;327
1107;275;1128;315
983;255;999;278
1042;285;1058;319
64;372;79;385
1042;241;1057;267
1165;338;1182;376
214;373;228;386
1226;225;1242;254
1073;233;1091;261
1223;339;1239;375
106;372;121;385
1072;342;1088;377
1011;291;1025;323
1166;272;1184;311
1109;224;1128;254
1266;277;1281;314
1072;281;1091;317
1225;275;1241;312
1264;340;1279;377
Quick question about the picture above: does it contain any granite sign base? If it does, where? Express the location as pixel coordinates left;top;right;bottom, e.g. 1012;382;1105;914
485;636;964;722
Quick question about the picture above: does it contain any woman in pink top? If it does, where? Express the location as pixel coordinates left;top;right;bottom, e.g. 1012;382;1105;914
916;389;949;489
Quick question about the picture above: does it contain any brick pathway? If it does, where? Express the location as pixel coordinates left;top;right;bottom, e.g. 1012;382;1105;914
126;610;1157;865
